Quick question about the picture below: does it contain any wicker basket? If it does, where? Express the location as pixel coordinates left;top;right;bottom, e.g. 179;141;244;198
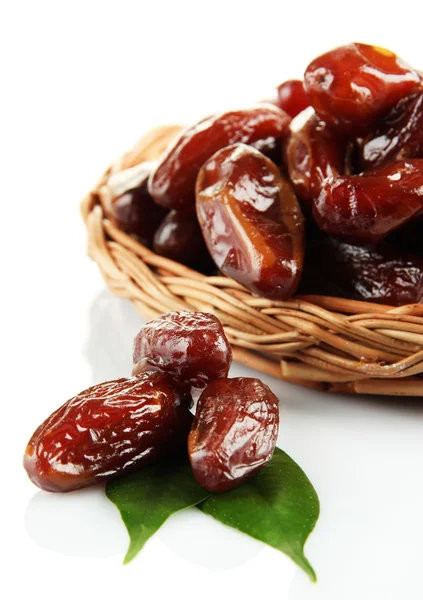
81;125;423;397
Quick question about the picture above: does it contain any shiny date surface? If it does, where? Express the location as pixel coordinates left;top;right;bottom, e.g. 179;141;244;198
23;372;193;492
313;159;423;244
304;43;421;134
132;311;232;392
148;106;291;210
360;91;423;169
285;108;347;209
188;377;279;492
276;79;310;118
102;161;167;245
196;143;305;300
153;210;214;272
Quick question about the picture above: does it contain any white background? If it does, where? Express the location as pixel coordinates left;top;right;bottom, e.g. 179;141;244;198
2;1;423;599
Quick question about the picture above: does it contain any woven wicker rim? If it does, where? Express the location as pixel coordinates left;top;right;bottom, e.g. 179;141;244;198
81;125;423;397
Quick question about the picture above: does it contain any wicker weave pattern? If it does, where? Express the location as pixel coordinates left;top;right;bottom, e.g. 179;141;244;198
81;126;423;397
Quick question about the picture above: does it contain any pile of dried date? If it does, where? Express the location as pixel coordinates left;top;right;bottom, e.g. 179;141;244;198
103;42;423;306
24;311;280;493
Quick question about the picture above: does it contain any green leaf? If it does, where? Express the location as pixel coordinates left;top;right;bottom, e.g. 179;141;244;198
106;448;320;580
198;447;319;581
106;454;210;564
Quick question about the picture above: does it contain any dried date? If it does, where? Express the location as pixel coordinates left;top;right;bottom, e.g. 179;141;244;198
300;237;423;306
304;43;421;134
102;161;167;245
250;133;283;167
360;91;423;169
188;377;279;492
23;372;193;492
313;159;423;244
276;79;310;118
148;106;291;210
196;143;305;299
285;108;347;209
132;311;232;392
153;210;214;272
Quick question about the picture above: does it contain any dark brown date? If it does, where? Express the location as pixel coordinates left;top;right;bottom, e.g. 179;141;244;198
188;377;279;492
388;217;423;257
153;210;214;272
313;159;423;244
304;43;421;134
132;311;232;392
23;372;193;493
360;91;423;169
102;162;167;246
250;134;283;167
285;108;347;209
300;237;423;306
196;143;305;299
276;79;310;118
148;106;291;210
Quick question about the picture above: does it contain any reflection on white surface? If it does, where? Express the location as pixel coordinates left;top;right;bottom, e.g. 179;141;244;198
24;486;127;558
82;291;146;383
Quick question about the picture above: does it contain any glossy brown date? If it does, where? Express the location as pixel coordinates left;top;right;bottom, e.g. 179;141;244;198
196;143;305;299
304;43;421;134
285;108;347;209
276;79;310;118
23;372;193;493
148;106;291;210
153;210;214;272
313;159;423;244
132;311;232;392
188;377;279;492
360;91;423;169
102;162;167;246
300;237;423;306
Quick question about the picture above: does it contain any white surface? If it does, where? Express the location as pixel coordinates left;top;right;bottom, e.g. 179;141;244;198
2;2;423;599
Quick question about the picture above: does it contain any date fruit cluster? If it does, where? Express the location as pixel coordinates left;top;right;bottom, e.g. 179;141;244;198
103;42;423;307
24;312;279;493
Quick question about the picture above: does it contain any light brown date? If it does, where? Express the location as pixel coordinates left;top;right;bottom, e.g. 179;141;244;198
196;143;305;299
